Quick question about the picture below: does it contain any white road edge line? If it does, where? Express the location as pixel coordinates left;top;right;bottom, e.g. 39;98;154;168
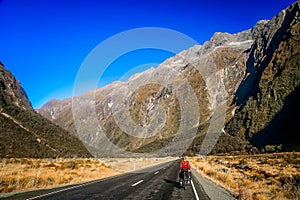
26;179;105;200
131;180;143;187
154;171;159;174
191;180;199;200
26;172;128;200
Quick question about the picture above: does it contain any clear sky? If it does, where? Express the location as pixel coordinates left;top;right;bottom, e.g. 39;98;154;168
0;0;296;108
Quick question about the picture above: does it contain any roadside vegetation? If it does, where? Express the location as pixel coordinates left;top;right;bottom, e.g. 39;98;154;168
190;152;300;200
0;158;120;193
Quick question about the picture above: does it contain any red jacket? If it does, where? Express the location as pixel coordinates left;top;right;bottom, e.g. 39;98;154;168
180;160;190;170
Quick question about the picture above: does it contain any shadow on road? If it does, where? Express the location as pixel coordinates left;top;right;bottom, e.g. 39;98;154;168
163;179;181;189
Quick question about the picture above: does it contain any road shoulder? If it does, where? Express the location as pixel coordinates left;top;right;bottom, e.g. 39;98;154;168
191;169;236;200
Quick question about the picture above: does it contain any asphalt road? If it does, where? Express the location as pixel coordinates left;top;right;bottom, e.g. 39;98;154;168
2;160;211;200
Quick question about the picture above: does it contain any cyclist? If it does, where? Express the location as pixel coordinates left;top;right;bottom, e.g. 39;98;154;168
179;156;191;186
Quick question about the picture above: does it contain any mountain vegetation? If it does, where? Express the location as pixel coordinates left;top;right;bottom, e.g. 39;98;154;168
0;62;91;158
225;2;300;151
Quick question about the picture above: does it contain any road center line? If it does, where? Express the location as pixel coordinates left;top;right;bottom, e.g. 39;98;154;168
154;171;159;174
191;180;199;200
131;180;143;187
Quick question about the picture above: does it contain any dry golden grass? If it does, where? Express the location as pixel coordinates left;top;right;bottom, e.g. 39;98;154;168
0;158;121;193
0;157;175;193
190;152;300;200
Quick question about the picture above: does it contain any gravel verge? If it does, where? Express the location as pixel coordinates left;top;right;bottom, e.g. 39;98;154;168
191;168;236;200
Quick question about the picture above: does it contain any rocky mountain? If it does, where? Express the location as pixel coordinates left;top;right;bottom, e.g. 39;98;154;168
225;2;300;151
0;62;91;158
38;2;300;156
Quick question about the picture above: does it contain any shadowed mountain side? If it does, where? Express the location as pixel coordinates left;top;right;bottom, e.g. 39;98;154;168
234;2;299;107
251;86;300;150
225;2;300;151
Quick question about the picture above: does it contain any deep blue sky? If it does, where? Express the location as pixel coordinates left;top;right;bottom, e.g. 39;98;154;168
0;0;296;108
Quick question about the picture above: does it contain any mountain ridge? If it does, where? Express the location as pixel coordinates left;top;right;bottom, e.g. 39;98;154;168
38;2;300;156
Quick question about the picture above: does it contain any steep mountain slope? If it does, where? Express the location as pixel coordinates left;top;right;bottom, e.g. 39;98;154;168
38;2;300;156
225;2;300;151
0;62;91;158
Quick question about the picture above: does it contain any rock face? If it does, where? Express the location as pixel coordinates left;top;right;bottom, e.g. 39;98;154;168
0;61;32;110
38;2;300;156
0;62;91;158
225;2;300;151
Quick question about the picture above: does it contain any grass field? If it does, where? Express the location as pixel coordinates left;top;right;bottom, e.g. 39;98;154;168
190;152;300;200
0;158;120;193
